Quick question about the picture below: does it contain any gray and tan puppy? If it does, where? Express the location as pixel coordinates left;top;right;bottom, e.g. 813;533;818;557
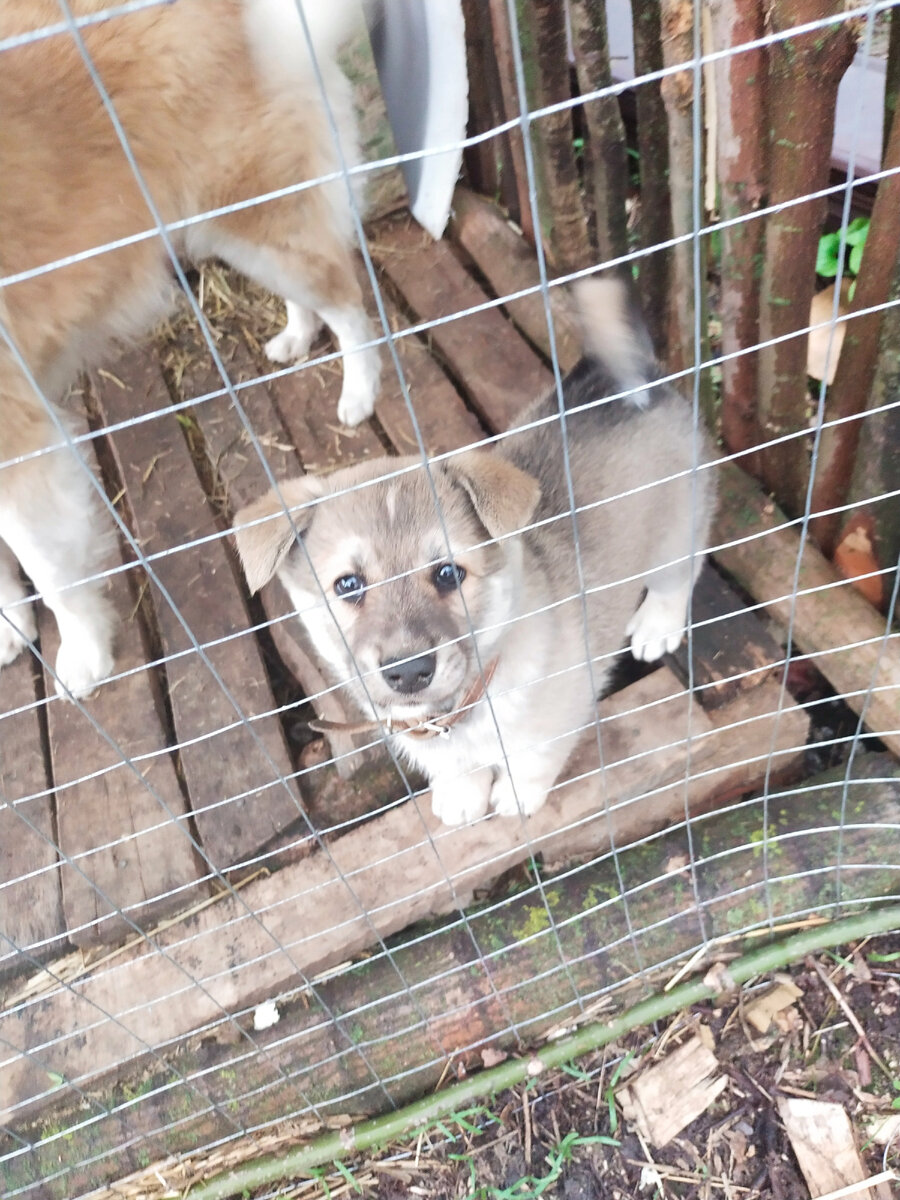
235;279;716;826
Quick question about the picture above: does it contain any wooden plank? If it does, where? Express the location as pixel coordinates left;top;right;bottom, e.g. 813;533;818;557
618;1032;727;1147
8;759;900;1199
176;330;302;519
668;565;783;708
714;460;900;757
258;265;484;471
0;668;811;1121
92;351;304;873
369;301;487;457
778;1098;887;1200
257;317;385;476
450;187;582;371
37;446;199;946
0;652;67;975
374;215;552;431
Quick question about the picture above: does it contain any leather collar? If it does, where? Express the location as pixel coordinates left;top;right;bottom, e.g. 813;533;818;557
311;656;500;741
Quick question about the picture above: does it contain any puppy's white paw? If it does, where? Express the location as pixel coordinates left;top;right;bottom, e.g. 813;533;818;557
431;771;492;827
627;590;687;662
336;385;376;428
0;603;37;667
490;772;550;819
264;329;315;364
54;636;114;700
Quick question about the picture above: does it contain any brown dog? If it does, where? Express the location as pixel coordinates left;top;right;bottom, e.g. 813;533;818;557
0;0;379;696
234;280;716;825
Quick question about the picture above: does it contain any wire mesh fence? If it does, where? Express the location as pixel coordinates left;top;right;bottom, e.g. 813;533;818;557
1;0;899;1196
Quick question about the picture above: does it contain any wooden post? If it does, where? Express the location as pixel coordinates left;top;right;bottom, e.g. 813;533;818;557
568;0;630;265
709;0;767;461
632;0;673;354
756;2;857;516
658;0;713;419
516;0;592;270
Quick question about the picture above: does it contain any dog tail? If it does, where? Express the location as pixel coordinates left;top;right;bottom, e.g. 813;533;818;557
571;277;657;409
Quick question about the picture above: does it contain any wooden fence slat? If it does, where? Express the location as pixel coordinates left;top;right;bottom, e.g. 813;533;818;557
93;352;304;872
0;666;808;1124
374;217;552;431
0;653;66;974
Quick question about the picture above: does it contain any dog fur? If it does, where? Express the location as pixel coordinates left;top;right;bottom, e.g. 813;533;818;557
0;0;379;697
233;279;716;826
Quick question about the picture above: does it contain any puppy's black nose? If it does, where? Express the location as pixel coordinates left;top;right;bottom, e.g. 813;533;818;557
380;653;436;694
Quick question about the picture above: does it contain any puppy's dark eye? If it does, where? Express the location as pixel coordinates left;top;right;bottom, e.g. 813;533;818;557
432;562;465;594
334;573;365;603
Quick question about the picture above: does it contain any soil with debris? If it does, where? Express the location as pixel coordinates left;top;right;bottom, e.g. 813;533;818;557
268;934;899;1200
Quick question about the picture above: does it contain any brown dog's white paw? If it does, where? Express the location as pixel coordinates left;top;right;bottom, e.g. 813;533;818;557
0;603;37;668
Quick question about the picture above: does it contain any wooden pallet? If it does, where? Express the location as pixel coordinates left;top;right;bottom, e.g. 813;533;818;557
1;196;822;1155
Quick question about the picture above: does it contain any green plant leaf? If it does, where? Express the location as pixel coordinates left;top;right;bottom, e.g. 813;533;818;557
816;231;842;277
332;1159;362;1193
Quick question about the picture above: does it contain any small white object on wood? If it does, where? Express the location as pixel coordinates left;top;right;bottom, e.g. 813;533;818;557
807;280;851;384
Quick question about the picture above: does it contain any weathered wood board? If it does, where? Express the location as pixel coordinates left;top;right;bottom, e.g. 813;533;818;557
714;460;900;756
669;565;784;708
92;352;303;873
450;187;582;371
169;317;390;782
374;216;553;430
8;757;900;1200
0;667;809;1124
0;652;66;975
38;418;199;948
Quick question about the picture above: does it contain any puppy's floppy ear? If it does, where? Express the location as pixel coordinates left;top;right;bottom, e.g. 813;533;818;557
232;476;325;593
445;451;540;538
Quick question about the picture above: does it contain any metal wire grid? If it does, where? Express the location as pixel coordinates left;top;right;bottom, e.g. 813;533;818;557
1;0;899;1192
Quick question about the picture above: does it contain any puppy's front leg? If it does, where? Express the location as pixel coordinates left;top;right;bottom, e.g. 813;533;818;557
490;746;568;819
431;766;493;827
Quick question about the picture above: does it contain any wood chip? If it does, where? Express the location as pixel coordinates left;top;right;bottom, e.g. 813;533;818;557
618;1033;728;1147
744;979;803;1034
778;1097;888;1200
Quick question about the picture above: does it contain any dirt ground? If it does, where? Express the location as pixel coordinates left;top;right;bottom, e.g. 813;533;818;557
273;933;900;1200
